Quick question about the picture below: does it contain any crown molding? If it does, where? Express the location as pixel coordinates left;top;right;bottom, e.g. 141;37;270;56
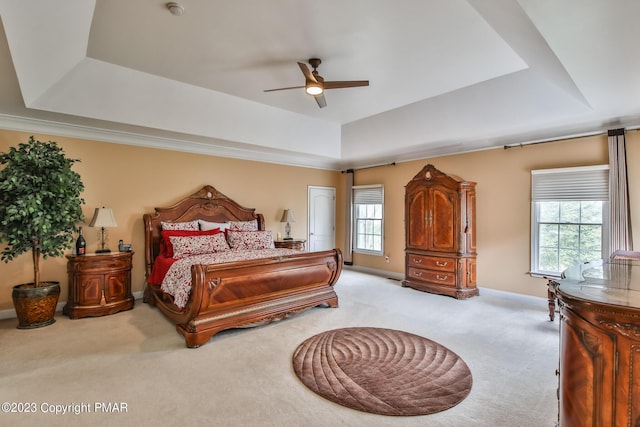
0;113;342;171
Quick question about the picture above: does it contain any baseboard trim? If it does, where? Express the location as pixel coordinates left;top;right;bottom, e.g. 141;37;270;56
0;307;16;321
344;264;404;281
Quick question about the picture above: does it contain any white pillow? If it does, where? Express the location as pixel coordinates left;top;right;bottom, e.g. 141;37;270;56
199;219;230;231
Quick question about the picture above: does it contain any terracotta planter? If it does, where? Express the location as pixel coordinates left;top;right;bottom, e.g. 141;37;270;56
11;281;60;329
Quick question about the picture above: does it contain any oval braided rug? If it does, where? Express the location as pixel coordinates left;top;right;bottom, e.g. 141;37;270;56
292;327;472;416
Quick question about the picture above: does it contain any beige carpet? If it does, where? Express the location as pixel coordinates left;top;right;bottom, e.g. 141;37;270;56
0;269;559;426
292;327;472;415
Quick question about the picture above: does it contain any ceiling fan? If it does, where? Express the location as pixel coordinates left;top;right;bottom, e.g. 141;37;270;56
264;58;369;108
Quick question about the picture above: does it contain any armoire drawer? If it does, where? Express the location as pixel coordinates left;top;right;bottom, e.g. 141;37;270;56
407;254;456;272
407;267;456;286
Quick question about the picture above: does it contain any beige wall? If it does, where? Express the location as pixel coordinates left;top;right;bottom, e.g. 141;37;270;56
1;128;638;311
0;130;341;310
352;131;640;298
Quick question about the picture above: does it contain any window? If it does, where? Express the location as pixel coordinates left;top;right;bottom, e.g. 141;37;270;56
531;165;609;277
353;185;384;255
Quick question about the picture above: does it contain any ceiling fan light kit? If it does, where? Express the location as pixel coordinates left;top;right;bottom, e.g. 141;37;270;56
305;82;324;96
265;58;369;108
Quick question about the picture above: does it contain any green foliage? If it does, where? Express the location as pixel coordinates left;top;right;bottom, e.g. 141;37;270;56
0;136;85;286
538;200;603;273
355;203;383;252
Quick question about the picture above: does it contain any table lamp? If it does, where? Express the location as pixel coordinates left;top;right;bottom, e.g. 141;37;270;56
89;207;117;253
280;209;295;240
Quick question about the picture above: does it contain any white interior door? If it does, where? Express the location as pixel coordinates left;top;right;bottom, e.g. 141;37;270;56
308;186;335;251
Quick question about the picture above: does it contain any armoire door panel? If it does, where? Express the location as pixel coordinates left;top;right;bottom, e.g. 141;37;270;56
466;191;476;254
407;189;427;249
431;187;455;251
466;259;476;285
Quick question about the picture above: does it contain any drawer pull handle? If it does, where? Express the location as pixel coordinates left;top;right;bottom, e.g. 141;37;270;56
413;258;422;264
436;261;448;266
436;274;448;281
413;271;423;277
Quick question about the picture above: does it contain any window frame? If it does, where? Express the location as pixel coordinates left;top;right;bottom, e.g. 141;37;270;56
352;184;384;256
531;201;608;277
530;165;609;278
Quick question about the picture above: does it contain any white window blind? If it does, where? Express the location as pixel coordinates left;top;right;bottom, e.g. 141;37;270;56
531;165;609;201
353;185;383;204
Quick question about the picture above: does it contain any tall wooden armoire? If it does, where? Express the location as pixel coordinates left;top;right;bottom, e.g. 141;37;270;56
402;164;478;299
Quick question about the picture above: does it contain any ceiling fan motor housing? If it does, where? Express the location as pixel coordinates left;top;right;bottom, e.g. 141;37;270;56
308;58;322;70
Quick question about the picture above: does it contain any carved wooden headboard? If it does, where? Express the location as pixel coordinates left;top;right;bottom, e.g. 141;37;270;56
143;185;265;279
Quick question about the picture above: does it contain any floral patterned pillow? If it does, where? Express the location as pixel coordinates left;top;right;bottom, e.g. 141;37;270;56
160;229;220;258
169;233;230;259
161;220;199;231
228;219;259;231
226;230;275;250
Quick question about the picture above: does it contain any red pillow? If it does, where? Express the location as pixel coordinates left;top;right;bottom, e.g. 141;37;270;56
160;228;220;258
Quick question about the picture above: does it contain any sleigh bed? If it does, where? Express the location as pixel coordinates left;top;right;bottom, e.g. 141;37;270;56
143;185;342;348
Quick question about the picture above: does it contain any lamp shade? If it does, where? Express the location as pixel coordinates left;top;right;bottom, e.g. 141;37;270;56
89;207;117;228
280;209;296;223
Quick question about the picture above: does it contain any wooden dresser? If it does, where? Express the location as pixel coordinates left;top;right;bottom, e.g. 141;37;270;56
63;252;134;319
553;259;640;426
402;164;478;299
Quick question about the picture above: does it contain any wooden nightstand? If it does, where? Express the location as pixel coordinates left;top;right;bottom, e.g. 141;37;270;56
274;239;306;251
63;252;134;319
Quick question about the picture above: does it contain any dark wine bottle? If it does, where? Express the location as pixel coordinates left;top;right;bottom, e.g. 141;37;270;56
76;227;86;256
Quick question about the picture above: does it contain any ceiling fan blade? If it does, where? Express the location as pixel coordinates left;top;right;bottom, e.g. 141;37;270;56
297;62;317;83
263;85;305;92
314;94;327;108
324;80;369;89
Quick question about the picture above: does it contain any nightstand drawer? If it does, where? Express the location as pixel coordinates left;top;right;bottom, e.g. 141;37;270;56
274;239;306;251
69;257;130;272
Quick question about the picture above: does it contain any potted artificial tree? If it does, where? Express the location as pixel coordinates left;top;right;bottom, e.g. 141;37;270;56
0;136;85;328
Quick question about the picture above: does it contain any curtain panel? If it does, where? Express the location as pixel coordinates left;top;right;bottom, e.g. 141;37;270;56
344;169;354;265
608;128;633;255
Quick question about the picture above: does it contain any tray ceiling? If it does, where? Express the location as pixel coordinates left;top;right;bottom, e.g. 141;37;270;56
1;0;639;169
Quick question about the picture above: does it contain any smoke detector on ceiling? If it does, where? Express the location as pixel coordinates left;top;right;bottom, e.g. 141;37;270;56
166;2;184;16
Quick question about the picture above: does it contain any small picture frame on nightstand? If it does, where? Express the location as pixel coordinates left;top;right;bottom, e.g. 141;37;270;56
118;240;133;252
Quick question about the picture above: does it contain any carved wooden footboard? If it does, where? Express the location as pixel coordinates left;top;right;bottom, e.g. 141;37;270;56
146;249;341;347
143;185;342;347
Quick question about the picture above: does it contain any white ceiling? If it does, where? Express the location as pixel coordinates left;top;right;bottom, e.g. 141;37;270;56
0;0;639;170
